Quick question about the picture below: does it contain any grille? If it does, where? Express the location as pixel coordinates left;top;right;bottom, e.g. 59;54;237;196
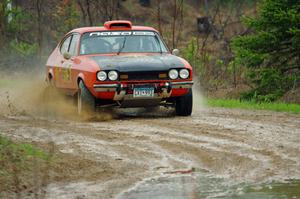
120;71;168;81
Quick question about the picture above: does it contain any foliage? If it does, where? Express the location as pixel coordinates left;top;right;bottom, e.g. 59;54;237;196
53;0;80;39
241;68;299;102
207;98;300;114
183;37;238;90
232;0;300;102
9;40;38;57
6;6;32;35
182;37;199;67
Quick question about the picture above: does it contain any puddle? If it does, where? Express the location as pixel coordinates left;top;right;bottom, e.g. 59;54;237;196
236;180;300;199
117;173;300;199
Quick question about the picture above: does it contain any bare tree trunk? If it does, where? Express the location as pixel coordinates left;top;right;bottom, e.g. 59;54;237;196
175;0;184;46
114;0;120;20
104;1;109;20
171;0;177;49
36;0;42;61
77;0;87;25
86;0;93;26
0;3;6;42
204;0;209;16
233;61;237;88
156;0;162;35
109;0;114;20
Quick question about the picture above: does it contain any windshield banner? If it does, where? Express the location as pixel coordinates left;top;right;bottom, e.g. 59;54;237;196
89;31;155;37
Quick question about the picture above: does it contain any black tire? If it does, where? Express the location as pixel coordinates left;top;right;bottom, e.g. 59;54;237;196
175;89;193;116
78;80;96;115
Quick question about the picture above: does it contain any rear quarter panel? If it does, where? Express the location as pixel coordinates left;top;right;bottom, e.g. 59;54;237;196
46;46;62;87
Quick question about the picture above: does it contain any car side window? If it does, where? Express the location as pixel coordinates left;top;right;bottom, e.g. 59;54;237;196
69;34;80;56
60;35;72;55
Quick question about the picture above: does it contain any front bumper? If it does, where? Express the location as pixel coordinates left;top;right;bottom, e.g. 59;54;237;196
171;81;194;89
94;81;193;93
93;81;193;107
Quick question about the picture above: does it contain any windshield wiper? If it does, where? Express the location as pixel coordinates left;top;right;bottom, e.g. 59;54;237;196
154;34;163;54
117;36;127;55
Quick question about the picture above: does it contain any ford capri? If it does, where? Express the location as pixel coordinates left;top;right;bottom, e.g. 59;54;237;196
46;20;193;116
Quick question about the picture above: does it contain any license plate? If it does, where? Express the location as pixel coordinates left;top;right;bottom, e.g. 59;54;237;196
133;87;154;98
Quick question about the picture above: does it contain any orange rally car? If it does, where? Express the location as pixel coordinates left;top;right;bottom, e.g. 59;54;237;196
46;20;193;116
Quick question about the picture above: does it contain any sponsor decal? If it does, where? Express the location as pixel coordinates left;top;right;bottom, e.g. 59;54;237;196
54;67;60;81
62;64;72;81
89;31;155;37
55;65;72;82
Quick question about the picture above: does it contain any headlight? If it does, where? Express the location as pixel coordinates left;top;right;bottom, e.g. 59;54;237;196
179;69;189;79
97;71;107;81
168;69;178;79
108;71;118;81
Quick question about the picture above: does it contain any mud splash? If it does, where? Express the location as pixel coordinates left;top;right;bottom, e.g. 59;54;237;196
0;74;69;116
0;74;113;121
192;77;205;111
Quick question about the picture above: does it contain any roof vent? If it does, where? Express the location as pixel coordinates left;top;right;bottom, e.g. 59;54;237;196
104;20;132;29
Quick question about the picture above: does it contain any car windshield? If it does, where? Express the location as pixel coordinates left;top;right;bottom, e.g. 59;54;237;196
80;31;168;55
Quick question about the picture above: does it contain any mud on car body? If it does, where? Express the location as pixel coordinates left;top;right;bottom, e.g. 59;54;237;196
46;20;193;116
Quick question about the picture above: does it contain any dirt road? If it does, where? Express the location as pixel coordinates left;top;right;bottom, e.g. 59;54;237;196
0;102;300;198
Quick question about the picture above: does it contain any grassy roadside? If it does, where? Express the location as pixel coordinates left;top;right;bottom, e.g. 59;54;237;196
0;134;115;198
207;99;300;114
0;136;48;159
0;135;50;197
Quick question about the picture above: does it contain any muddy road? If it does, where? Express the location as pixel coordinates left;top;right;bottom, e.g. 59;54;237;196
0;78;299;198
0;98;300;199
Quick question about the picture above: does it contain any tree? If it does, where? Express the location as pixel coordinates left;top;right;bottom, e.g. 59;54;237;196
35;0;43;59
53;0;80;37
232;0;300;102
171;0;184;49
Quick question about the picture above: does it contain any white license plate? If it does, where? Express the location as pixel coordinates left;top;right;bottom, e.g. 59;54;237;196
133;87;154;98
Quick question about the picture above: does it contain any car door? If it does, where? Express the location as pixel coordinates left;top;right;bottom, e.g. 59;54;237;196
55;35;72;89
67;33;81;92
60;33;80;92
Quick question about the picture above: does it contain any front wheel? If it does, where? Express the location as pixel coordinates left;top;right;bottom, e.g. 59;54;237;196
78;81;96;115
175;89;193;116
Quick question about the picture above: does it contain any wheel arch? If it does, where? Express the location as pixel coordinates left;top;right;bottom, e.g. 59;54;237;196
47;68;54;82
77;73;85;87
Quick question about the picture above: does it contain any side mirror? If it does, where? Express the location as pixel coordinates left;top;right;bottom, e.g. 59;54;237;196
172;49;180;56
63;52;71;60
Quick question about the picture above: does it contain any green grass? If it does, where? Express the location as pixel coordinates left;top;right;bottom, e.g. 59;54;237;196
0;136;48;160
0;135;53;196
0;135;49;176
207;98;300;114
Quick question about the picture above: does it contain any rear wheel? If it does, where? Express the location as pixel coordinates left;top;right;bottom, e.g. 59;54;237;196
78;80;96;115
175;89;193;116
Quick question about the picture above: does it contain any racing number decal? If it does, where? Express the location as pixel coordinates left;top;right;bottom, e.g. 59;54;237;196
62;63;72;81
54;67;60;81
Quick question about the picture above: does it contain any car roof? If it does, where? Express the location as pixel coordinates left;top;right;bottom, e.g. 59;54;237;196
69;26;158;34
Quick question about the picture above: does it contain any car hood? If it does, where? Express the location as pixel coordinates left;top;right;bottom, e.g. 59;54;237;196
90;54;185;72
